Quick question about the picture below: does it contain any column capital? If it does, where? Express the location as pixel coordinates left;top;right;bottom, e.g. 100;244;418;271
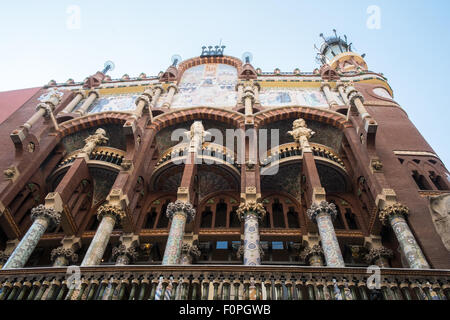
378;203;409;225
112;244;138;264
87;89;100;99
152;84;165;94
96;203;126;224
345;85;365;106
320;81;332;90
166;200;196;223
364;247;394;264
300;244;325;262
135;94;151;107
236;200;266;221
30;204;61;229
181;242;201;258
307;201;338;223
50;247;78;264
167;83;178;93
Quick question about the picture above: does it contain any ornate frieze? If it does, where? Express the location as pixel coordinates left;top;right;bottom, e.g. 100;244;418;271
97;204;126;225
166;200;196;223
30;204;61;229
378;203;409;225
307;201;338;223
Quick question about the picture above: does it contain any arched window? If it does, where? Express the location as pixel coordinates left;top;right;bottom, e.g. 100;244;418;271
328;197;360;231
261;195;302;229
198;195;240;229
215;200;227;228
142;196;175;230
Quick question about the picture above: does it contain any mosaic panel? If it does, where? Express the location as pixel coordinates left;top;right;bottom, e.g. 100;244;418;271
259;88;329;108
88;93;138;113
170;63;238;108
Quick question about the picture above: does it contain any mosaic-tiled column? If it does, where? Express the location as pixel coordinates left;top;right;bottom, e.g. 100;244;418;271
379;203;430;269
2;205;61;269
112;244;138;265
300;244;325;266
180;243;201;265
364;247;394;268
307;201;345;267
236;201;266;266
162;200;196;265
50;247;79;267
81;204;126;266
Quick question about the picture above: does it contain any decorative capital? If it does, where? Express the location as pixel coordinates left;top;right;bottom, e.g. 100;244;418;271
236;200;266;221
300;244;324;261
97;203;126;224
378;203;409;225
135;94;151;107
346;86;364;107
166;200;196;223
364;247;394;264
288;118;315;143
307;201;337;223
30;204;61;229
181;243;201;258
112;244;138;262
50;247;78;264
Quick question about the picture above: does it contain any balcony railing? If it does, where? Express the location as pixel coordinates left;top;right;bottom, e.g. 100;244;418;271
0;265;448;301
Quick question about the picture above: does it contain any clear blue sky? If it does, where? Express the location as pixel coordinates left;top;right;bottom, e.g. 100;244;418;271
0;0;449;168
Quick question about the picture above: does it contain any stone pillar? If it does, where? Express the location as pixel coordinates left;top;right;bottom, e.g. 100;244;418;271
162;83;178;108
61;91;86;113
81;204;126;266
150;85;164;108
307;201;345;267
300;244;325;266
162;200;196;265
379;203;430;269
23;94;61;130
2;205;61;269
74;90;99;116
112;234;139;265
336;82;349;105
180;242;201;265
235;82;244;106
236;200;266;266
243;91;255;116
321;82;338;106
133;89;153;120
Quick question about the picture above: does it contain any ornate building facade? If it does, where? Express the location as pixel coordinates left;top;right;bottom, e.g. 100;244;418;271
0;33;449;301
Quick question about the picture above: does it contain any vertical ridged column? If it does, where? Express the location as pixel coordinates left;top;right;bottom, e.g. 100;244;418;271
236;201;266;266
81;204;125;266
321;82;338;106
62;91;86;113
162;83;178;108
307;201;345;267
3;205;61;269
379;204;430;269
74;90;99;116
162;200;196;265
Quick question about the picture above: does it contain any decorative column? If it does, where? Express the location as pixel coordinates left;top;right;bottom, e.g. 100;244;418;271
23;94;61;131
162;200;196;265
321;82;338;106
111;233;139;265
364;247;393;268
300;244;325;266
2;205;61;269
345;85;370;120
236;200;266;266
180;242;201;265
379;203;430;269
112;244;138;265
81;204;126;266
51;247;78;267
150;85;164;108
336;82;349;105
133;89;153;120
307;201;345;267
74;90;99;116
162;83;178;108
61;91;86;113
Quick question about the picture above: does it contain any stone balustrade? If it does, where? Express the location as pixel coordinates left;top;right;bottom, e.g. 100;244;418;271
0;265;448;300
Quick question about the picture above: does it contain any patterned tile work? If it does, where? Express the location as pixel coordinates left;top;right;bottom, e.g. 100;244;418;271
2;217;49;269
243;215;261;266
316;213;345;267
81;215;116;266
390;215;430;269
162;213;187;265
